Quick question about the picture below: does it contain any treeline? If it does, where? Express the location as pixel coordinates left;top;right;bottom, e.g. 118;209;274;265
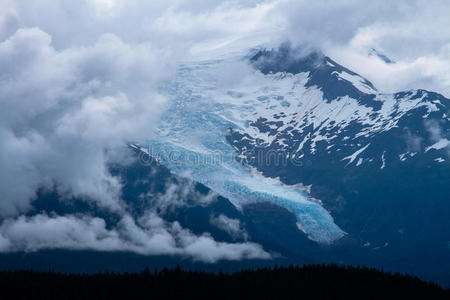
0;264;447;299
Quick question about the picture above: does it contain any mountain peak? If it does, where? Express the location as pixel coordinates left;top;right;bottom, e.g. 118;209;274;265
368;48;395;64
250;44;379;108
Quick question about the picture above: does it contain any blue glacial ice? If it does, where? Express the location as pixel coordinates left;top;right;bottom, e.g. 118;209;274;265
145;57;345;244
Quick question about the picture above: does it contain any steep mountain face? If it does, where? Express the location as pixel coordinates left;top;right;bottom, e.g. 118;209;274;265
231;44;449;177
144;42;449;255
225;44;450;274
368;48;395;64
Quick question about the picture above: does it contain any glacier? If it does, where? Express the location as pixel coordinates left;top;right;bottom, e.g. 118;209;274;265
140;53;346;244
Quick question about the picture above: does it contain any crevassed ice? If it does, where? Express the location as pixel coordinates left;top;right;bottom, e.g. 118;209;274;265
148;56;345;243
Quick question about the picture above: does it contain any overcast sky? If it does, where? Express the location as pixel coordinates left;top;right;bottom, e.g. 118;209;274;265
0;0;449;259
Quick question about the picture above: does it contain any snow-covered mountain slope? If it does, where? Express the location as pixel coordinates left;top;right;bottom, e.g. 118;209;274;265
136;55;346;244
228;46;449;172
140;43;449;247
226;45;450;255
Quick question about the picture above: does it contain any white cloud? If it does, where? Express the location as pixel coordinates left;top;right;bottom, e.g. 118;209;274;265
6;0;450;96
0;213;270;262
141;179;218;213
269;0;450;97
210;214;248;240
404;129;423;153
424;119;450;156
0;27;172;216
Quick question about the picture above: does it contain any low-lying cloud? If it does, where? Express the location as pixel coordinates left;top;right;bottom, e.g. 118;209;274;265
210;214;248;240
0;213;269;262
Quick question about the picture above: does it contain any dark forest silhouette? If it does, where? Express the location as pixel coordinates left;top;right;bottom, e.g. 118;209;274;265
0;264;448;299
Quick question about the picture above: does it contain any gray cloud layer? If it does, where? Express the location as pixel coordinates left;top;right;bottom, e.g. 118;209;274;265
0;27;172;216
4;0;450;94
0;0;273;261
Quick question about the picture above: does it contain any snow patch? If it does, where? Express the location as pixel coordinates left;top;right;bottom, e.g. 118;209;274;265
425;139;450;152
336;71;376;94
342;144;370;166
